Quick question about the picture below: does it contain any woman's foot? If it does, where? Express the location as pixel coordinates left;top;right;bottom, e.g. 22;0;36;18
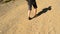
28;17;32;20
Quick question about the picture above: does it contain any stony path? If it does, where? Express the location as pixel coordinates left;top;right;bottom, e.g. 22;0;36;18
0;0;60;34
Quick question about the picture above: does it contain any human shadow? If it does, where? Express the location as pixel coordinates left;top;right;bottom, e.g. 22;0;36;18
0;0;15;4
4;0;12;3
32;6;52;19
4;0;15;3
0;0;11;3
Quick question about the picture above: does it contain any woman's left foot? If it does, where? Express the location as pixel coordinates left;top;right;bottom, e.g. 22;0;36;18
28;17;32;20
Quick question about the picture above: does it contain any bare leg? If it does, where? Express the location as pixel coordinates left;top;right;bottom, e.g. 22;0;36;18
28;10;32;20
34;8;37;16
28;10;31;17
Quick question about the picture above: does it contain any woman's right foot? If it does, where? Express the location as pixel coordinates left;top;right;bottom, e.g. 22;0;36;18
33;15;37;18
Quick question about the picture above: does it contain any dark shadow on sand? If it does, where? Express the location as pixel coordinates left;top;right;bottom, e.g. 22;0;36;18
30;6;52;20
0;0;15;4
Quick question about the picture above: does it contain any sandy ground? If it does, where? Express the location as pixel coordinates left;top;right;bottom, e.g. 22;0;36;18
0;0;60;34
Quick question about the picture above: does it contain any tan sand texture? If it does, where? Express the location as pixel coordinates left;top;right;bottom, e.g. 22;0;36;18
0;0;60;34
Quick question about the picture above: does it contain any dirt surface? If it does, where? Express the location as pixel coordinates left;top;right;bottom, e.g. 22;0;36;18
0;0;60;34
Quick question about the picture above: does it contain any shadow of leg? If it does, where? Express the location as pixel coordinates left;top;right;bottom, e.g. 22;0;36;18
33;6;52;18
